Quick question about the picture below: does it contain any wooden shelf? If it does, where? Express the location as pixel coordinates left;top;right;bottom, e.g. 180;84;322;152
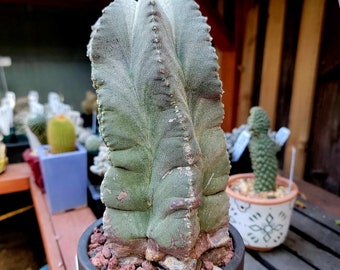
0;163;31;195
29;165;96;270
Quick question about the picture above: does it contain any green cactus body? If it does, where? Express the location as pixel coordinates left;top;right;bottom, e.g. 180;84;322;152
85;134;102;152
247;106;278;193
27;113;48;144
88;0;230;266
47;115;76;154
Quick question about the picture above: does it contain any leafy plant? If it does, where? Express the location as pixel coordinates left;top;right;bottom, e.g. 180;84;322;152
88;0;231;268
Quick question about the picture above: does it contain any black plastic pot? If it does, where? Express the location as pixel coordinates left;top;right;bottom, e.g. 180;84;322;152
77;218;245;270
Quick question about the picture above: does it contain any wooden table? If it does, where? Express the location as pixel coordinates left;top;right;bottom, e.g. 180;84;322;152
29;166;96;270
244;178;340;270
3;163;339;269
1;162;96;270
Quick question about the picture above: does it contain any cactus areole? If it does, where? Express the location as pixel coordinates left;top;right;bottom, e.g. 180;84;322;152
87;0;231;268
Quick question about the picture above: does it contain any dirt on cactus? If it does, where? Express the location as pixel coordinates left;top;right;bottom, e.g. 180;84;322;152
87;225;234;270
229;177;289;199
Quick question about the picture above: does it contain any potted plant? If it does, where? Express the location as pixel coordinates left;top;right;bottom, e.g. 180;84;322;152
0;134;8;174
37;115;87;214
226;106;299;251
77;0;245;269
22;112;48;192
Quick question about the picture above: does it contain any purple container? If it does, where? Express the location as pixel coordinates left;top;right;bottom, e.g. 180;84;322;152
38;142;88;214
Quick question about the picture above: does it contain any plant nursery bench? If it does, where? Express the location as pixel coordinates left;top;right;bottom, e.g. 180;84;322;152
28;164;96;270
244;178;340;270
0;162;31;195
6;162;338;270
87;176;340;270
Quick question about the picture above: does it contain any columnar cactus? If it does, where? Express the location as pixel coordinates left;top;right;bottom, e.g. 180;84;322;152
88;0;231;268
247;106;278;192
47;115;76;154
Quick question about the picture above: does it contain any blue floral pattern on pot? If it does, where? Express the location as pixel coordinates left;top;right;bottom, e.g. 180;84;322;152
226;173;298;250
229;195;296;249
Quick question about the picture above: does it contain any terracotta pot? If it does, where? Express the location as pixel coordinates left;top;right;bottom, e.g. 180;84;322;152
226;173;299;251
77;218;245;270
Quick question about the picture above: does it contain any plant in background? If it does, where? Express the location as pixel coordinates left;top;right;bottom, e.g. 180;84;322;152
247;106;279;193
47;115;76;154
87;0;232;268
0;134;8;174
226;106;298;250
84;134;102;152
81;91;98;115
89;144;109;177
26;113;48;145
225;124;248;158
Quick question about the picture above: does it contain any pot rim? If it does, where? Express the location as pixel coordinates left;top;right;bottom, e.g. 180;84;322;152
77;218;245;270
226;173;298;206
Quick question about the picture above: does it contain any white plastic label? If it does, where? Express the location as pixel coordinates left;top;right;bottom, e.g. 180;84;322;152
275;127;290;147
232;130;251;162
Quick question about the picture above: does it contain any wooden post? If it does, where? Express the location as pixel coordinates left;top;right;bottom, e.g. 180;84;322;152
283;0;326;179
236;3;259;126
219;50;238;132
218;0;244;132
259;0;286;129
216;0;236;132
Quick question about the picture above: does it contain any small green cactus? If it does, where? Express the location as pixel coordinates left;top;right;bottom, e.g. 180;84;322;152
85;134;102;152
27;113;47;145
47;115;76;154
247;106;278;192
88;0;231;268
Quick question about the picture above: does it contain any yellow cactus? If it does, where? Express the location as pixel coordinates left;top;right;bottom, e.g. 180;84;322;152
47;115;76;154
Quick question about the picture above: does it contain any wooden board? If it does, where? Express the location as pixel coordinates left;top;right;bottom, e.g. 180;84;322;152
244;252;268;270
52;207;97;270
259;0;286;128
283;0;326;179
29;171;96;270
290;211;340;255
294;177;340;217
284;230;340;270
0;162;30;194
248;247;314;270
236;2;259;126
29;172;65;270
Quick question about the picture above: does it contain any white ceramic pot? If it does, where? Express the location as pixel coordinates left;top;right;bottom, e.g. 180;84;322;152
226;173;298;251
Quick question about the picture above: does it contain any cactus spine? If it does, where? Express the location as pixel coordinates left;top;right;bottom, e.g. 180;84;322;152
247;106;278;192
88;0;231;268
47;115;76;154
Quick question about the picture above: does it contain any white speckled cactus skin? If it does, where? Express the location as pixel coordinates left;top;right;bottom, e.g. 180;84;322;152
87;0;231;266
